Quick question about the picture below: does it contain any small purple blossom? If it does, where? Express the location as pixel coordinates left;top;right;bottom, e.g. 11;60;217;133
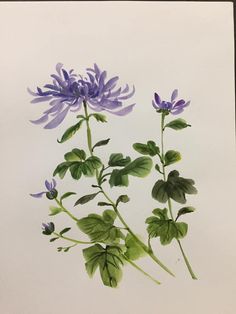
30;179;58;200
29;63;135;129
42;222;55;235
152;89;190;115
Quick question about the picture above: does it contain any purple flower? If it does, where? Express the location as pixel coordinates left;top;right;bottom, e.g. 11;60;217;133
152;89;190;115
30;179;58;200
29;63;135;129
42;222;55;235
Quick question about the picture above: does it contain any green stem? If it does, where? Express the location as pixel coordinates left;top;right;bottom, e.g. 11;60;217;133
83;102;174;277
123;255;161;285
55;199;80;223
160;112;197;280
53;232;92;245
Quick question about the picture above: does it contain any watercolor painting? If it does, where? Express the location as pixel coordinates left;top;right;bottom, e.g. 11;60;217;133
29;63;197;287
1;2;235;314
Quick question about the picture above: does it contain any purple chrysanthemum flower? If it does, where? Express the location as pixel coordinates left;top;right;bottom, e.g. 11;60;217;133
42;222;55;235
30;179;58;200
29;63;135;129
152;89;190;115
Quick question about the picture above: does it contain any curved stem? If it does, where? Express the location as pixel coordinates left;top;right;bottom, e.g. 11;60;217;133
53;232;92;245
83;102;175;277
123;255;161;285
160;113;197;279
55;199;80;223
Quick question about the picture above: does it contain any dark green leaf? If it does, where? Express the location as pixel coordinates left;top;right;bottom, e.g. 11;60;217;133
74;192;100;206
92;138;110;152
77;210;123;243
155;164;163;174
133;141;159;157
165;118;191;130
69;163;83;180
109;169;129;187
60;192;76;203
83;244;123;287
152;171;197;204
53;162;71;179
97;202;112;207
49;206;62;216
108;153;131;167
50;237;59;242
121;157;153;177
116;195;130;205
124;234;146;260
146;208;188;245
57;119;84;143
164;150;181;166
90;113;107;122
64;149;86;161
176;206;195;220
59;227;71;236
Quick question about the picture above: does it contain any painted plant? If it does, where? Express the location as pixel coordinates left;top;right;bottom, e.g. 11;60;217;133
29;63;197;287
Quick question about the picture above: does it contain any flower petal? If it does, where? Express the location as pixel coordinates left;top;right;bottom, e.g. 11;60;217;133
44;106;70;129
30;192;46;198
171;89;178;102
152;100;160;110
173;99;185;108
45;180;51;191
31;96;53;103
106;104;135;116
154;93;161;105
30;114;49;125
118;85;135;100
56;63;63;75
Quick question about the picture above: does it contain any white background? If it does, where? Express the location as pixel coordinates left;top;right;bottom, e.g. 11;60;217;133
0;2;235;314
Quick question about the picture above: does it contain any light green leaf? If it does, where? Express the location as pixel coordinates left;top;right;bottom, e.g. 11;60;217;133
109;170;129;187
49;206;62;216
165;118;191;130
164;150;181;166
121;157;153;177
83;244;123;287
57;119;84;143
108;153;131;167
53;162;71;179
60;192;76;203
124;234;146;260
133;141;159;157
146;208;188;245
64;149;86;161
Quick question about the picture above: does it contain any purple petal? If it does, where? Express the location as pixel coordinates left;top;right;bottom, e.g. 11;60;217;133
118;86;135;100
27;88;38;96
171;108;184;115
171;89;178;102
184;100;190;107
154;93;161;105
152;100;160;110
94;64;100;76
103;76;119;91
30;191;46;198
106;104;135;116
52;179;57;188
122;84;129;94
56;63;63;75
44;106;70;129
31;96;53;103
43;102;64;115
173;99;185;108
45;180;51;191
30;114;49;125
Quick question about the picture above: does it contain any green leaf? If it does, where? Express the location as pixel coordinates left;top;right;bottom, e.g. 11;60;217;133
92;138;110;152
77;210;123;243
164;150;181;166
124;234;146;260
83;244;123;287
90;113;107;123
50;237;59;242
121;157;153;177
176;206;195;220
116;195;130;206
60;192;76;203
49;206;62;216
152;170;197;204
69;163;83;180
165;118;191;130
146;208;188;245
155;164;163;174
74;192;100;206
53;162;71;179
64;149;86;161
133;141;159;157
57;119;84;143
109;169;129;187
108;153;131;167
97;202;112;207
59;227;71;236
